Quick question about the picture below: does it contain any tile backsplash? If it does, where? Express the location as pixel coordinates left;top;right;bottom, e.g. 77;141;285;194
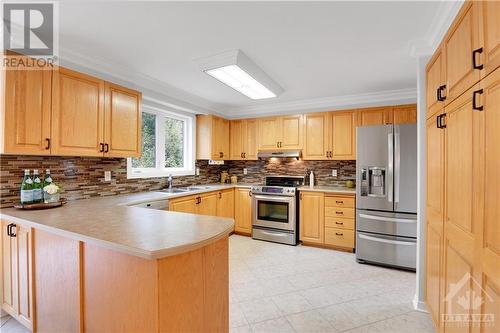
0;155;355;208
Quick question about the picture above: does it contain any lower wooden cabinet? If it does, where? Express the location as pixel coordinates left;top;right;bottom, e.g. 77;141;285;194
1;220;34;331
169;195;198;214
216;189;235;218
234;188;252;234
299;191;356;251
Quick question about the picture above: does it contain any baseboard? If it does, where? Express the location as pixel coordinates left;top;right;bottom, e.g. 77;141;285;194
413;296;428;312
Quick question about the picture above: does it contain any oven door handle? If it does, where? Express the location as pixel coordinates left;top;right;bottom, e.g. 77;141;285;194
253;194;295;203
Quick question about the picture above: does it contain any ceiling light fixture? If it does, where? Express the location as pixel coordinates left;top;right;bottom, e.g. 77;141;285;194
197;50;283;100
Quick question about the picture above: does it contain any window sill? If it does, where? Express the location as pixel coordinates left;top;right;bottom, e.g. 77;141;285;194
127;169;195;179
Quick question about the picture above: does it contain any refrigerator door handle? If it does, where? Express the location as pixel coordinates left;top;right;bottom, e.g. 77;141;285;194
394;127;400;203
387;131;393;202
359;233;416;246
359;213;416;224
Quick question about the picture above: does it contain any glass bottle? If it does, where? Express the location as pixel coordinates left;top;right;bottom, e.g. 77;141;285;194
20;169;33;204
32;169;43;203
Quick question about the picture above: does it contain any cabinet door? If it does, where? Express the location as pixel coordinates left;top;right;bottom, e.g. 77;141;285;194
280;114;302;149
478;1;500;77
426;47;446;119
16;225;33;330
357;107;392;126
244;119;258;160
425;115;445;328
234;189;252;234
299;191;324;244
229;120;244;160
303;113;330;160
393;104;417;124
331;111;356;160
2;220;17;316
169;196;197;214
51;67;105;156
216;190;234;218
212;117;230;160
198;192;218;216
3;54;52;155
443;84;480;332
480;68;500;330
104;82;141;158
444;2;481;104
258;117;279;150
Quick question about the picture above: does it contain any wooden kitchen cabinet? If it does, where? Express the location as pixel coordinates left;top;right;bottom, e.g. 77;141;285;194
216;189;235;218
197;115;230;160
392;104;417;124
357;106;392;126
169;195;198;214
477;1;500;77
51;67;105;156
169;192;218;216
299;191;324;244
104;82;141;158
330;110;356;159
426;46;446;119
1;221;34;331
257;114;302;150
1;52;52;155
229;119;258;160
234;188;252;235
197;192;218;216
303;112;330;160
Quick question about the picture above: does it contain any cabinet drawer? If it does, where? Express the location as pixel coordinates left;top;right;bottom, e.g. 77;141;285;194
325;207;354;219
324;217;354;230
325;196;354;208
325;227;354;248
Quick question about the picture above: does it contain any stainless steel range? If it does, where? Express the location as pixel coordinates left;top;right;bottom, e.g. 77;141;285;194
251;176;304;245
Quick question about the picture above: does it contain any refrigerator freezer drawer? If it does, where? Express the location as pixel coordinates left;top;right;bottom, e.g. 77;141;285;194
356;209;417;238
356;232;416;270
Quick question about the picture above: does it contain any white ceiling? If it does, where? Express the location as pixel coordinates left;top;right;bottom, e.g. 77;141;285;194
58;1;446;117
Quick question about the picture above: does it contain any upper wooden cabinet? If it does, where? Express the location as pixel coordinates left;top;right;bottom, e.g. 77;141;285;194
478;1;500;77
303;110;356;160
426;46;446;119
392;104;417;124
1;53;52;155
1;57;142;158
229;119;258;160
104;83;141;158
257;114;303;150
197;115;230;160
357;106;392;126
52;67;105;156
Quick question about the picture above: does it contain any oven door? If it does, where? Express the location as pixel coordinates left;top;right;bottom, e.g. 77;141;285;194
252;194;296;231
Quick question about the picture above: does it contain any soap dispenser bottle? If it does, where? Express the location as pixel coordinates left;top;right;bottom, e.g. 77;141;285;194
309;170;315;188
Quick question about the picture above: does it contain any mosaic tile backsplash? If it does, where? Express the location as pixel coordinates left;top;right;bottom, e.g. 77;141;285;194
0;155;355;208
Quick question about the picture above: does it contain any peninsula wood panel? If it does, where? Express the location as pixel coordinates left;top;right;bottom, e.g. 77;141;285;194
2;54;52;155
331;110;356;159
33;230;82;333
15;226;33;330
169;195;198;214
426;47;446;119
51;67;105;156
478;1;500;78
234;188;252;234
83;242;158;333
443;2;481;105
299;191;324;244
303;112;330;160
104;82;141;158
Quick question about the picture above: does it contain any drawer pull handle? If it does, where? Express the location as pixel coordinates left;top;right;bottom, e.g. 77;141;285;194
335;201;343;204
335;232;343;236
335;222;344;225
335;211;343;215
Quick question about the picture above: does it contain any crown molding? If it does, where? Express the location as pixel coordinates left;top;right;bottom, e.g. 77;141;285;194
221;88;417;119
58;47;222;115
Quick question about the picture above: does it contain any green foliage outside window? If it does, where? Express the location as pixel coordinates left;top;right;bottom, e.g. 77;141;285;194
165;117;184;168
131;112;156;168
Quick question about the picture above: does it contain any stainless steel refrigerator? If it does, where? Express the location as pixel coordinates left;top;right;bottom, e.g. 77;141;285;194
356;123;417;270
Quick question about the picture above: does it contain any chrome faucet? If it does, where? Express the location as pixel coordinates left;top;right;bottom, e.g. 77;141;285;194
167;174;173;190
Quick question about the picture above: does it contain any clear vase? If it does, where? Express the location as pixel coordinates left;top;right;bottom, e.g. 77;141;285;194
43;192;60;204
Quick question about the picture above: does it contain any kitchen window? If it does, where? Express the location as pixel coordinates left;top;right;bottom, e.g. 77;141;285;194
127;107;195;178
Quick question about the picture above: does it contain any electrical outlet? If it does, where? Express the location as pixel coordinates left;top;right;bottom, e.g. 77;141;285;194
243;168;248;175
332;169;338;177
195;167;200;176
104;171;112;182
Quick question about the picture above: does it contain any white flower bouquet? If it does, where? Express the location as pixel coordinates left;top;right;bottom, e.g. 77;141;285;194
43;183;61;203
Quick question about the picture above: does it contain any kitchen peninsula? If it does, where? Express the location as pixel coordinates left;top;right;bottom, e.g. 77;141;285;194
0;191;234;332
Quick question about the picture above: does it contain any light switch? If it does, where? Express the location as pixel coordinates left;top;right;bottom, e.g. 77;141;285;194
332;169;338;177
104;171;111;181
243;168;248;175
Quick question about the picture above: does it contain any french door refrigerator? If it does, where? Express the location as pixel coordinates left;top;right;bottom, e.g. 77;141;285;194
356;123;417;270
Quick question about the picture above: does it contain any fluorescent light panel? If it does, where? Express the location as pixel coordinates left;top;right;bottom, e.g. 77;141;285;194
206;65;276;100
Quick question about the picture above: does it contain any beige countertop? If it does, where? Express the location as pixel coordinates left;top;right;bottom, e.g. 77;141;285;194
0;183;257;260
298;185;356;195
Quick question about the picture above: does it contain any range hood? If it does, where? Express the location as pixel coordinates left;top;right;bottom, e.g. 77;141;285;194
257;150;301;160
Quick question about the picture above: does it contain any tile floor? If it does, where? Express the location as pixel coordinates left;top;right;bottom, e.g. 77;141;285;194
229;235;434;333
1;234;435;333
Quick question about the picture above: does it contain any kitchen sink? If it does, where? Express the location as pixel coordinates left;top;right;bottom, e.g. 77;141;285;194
159;188;190;193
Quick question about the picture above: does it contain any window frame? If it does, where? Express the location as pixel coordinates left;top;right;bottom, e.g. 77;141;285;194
127;106;196;179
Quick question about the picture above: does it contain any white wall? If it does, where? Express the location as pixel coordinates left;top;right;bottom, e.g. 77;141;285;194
413;55;430;312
